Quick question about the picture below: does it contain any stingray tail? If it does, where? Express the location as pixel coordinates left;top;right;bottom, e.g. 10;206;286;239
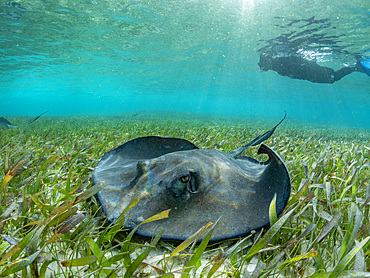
230;111;286;158
8;111;48;128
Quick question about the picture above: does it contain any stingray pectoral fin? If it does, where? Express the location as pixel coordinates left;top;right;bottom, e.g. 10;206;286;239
257;144;291;214
126;161;146;190
111;136;199;161
97;184;138;222
97;160;152;222
257;143;285;166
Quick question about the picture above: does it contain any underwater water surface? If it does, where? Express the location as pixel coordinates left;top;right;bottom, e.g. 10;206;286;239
0;0;369;129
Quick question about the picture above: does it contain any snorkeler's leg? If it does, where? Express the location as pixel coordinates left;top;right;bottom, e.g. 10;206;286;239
333;67;357;81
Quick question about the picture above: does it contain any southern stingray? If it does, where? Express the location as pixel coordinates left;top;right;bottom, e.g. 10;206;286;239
0;111;48;129
94;113;291;241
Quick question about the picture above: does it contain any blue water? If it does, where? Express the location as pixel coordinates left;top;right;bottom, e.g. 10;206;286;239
1;0;369;129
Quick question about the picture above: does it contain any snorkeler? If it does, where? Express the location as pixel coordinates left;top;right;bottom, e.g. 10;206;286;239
258;51;370;83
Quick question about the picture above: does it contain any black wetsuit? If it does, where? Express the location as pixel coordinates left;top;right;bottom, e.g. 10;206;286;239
258;54;357;83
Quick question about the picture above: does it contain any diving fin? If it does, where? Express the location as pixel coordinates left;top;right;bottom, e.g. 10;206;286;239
356;58;370;77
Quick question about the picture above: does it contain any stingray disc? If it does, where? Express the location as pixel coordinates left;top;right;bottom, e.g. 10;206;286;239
94;136;290;242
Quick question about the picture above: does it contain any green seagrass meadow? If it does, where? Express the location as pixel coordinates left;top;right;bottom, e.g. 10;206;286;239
0;113;369;277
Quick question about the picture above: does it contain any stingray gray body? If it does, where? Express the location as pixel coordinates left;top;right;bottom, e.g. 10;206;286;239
94;113;290;241
0;111;48;129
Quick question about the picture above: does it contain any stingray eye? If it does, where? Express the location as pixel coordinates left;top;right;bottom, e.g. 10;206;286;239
187;176;198;194
180;175;190;183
